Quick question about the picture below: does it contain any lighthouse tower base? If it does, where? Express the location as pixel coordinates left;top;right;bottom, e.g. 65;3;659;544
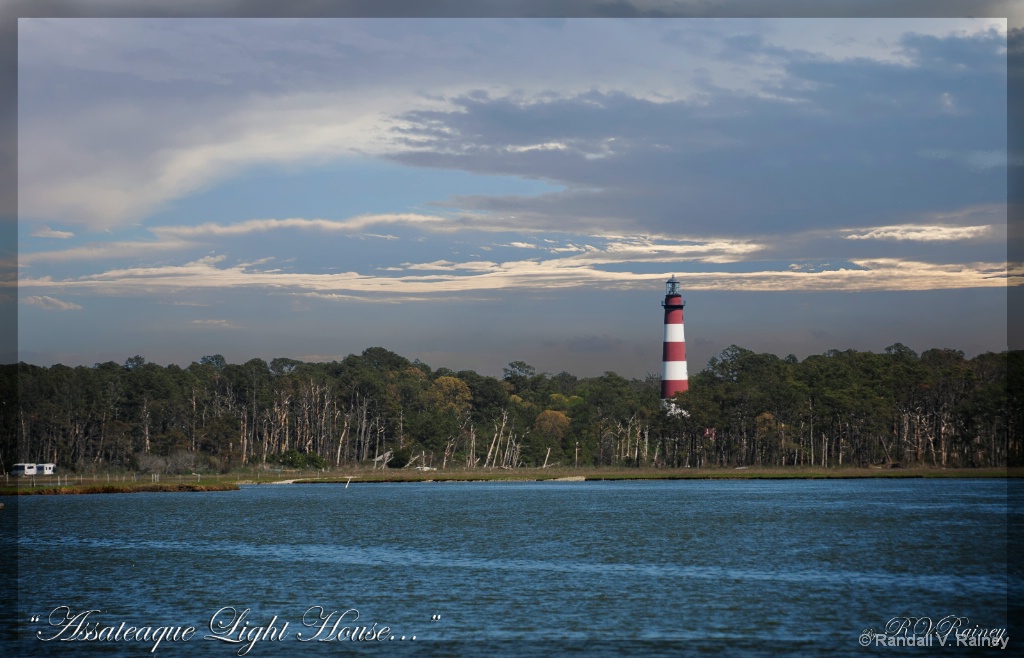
661;399;689;417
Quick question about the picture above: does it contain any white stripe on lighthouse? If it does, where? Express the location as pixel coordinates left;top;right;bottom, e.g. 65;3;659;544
662;323;685;342
663;361;688;381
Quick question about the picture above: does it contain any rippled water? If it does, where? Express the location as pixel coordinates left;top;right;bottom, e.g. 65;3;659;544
7;478;1015;656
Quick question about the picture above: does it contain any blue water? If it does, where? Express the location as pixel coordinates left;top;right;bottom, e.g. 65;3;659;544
6;479;1016;656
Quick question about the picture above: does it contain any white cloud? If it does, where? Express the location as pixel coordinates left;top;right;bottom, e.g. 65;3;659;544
190;319;238;329
567;234;765;264
20;88;446;230
151;214;449;239
237;256;276;267
402;260;500;272
548;244;594;254
17;250;1010;298
19;239;195;264
19;214;464;269
30;226;75;239
23;295;82;310
504;142;567;153
842;224;992;241
187;254;227;267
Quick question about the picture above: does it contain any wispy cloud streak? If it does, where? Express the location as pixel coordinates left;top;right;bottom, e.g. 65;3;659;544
843;224;993;241
150;214;450;239
31;226;75;239
23;295;82;310
17;252;1009;299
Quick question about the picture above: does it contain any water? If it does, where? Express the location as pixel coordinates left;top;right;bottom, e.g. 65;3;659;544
6;479;1015;656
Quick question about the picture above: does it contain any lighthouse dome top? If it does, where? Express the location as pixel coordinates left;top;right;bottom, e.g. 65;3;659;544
665;275;681;296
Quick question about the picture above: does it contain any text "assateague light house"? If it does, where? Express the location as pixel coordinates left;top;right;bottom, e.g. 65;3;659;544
660;275;688;399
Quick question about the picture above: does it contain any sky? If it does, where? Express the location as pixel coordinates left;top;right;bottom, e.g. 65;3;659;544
13;12;1016;379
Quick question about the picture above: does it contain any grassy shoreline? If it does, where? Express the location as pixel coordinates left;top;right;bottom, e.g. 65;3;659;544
297;465;1020;484
0;482;239;495
1;466;1018;495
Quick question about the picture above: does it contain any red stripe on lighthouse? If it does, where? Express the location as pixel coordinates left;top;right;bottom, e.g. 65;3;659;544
661;276;688;399
663;342;686;362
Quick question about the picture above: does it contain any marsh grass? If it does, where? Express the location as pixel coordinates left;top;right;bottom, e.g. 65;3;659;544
1;466;1015;495
0;481;239;495
296;465;1019;484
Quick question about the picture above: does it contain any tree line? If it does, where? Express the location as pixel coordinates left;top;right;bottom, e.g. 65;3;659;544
2;344;1020;474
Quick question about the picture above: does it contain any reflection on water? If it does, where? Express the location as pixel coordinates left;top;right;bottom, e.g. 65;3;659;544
10;479;1013;656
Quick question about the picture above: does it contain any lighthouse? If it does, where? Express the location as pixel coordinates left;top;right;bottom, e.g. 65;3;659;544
660;275;688;399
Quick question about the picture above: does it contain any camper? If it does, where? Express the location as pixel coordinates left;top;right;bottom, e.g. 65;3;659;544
11;463;37;476
39;463;56;475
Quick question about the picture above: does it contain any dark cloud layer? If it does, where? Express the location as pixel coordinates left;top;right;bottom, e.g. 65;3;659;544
388;29;1004;238
2;1;1019;19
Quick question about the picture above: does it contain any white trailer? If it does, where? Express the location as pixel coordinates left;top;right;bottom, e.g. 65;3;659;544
11;463;37;476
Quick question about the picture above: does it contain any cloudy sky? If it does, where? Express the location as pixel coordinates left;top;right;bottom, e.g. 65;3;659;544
14;13;1013;378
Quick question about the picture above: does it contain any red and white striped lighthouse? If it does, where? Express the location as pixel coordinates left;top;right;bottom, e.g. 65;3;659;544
661;275;688;399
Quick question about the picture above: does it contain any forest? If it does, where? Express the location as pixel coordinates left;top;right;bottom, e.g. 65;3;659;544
3;343;1021;474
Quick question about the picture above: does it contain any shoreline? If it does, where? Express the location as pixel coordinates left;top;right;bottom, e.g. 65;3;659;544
0;482;240;495
1;466;1019;494
296;466;1020;484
